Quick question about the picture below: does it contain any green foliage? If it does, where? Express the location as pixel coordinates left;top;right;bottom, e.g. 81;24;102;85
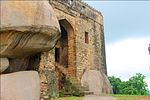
58;90;65;97
108;73;149;95
56;96;82;100
59;77;84;97
147;90;150;96
108;76;122;94
46;70;59;99
47;91;59;99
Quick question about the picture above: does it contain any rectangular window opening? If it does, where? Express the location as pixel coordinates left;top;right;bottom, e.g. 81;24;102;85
55;48;60;62
85;32;89;44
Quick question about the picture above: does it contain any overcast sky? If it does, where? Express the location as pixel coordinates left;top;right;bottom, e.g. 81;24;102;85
85;1;150;89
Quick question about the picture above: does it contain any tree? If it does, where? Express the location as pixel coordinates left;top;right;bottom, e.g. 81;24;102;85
108;73;149;95
127;73;148;95
108;76;122;94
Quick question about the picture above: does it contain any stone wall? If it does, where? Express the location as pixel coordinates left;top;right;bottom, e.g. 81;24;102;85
39;0;112;98
39;50;59;99
50;0;105;79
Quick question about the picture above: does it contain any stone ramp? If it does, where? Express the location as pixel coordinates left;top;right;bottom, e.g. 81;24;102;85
83;95;116;100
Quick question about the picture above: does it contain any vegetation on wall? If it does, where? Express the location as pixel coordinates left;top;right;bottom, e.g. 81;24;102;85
59;77;84;97
46;70;59;99
108;73;149;95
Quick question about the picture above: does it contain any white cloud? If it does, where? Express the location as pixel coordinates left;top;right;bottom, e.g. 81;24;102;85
106;38;150;89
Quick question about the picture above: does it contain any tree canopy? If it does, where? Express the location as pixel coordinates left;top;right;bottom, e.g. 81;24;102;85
108;73;149;95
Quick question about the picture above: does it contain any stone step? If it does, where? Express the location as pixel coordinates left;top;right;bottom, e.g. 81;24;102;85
72;82;89;91
82;91;94;95
76;86;89;91
69;79;90;93
81;87;89;91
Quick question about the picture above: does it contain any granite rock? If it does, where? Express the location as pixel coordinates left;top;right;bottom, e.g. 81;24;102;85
0;0;60;58
81;70;112;94
0;71;40;100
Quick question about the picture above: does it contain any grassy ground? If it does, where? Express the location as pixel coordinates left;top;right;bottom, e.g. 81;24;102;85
54;95;150;100
113;95;150;100
56;96;82;100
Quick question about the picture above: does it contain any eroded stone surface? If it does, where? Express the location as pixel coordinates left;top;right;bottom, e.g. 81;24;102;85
38;1;113;97
0;0;60;58
0;58;9;73
0;71;40;100
81;70;112;95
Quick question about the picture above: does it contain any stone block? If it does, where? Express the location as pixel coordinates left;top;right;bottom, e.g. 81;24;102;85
0;71;40;100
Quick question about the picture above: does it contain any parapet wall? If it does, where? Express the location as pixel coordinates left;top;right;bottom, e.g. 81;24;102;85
50;0;103;25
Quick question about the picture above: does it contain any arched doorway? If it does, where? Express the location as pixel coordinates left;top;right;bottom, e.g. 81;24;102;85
55;19;75;90
55;24;68;68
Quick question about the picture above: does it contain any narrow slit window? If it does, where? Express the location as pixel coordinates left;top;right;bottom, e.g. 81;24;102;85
55;48;60;62
85;32;89;44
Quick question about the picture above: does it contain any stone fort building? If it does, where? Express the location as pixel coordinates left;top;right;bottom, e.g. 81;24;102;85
39;0;112;98
0;0;112;99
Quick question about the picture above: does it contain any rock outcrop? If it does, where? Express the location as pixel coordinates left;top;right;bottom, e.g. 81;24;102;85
0;1;61;100
0;0;60;58
0;71;40;100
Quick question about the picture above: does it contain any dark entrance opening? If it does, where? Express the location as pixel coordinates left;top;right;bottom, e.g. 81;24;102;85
55;23;68;68
55;48;60;63
55;20;70;90
59;24;68;68
27;53;41;71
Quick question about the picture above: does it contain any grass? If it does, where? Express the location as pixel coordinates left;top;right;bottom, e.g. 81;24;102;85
113;94;150;100
56;96;82;100
52;94;150;100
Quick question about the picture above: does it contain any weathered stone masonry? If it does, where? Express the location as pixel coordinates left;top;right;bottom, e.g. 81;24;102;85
0;0;112;99
39;0;112;98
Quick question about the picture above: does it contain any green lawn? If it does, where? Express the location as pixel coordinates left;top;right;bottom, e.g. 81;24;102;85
54;95;150;100
113;94;150;100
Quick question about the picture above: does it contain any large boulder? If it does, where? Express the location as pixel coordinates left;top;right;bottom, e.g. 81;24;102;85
0;0;60;58
81;70;112;95
0;71;40;100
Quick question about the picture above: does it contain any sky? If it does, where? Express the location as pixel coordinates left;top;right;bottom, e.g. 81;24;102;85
85;1;150;89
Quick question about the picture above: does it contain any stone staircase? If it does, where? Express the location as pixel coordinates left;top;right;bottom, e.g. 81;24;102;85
69;77;94;96
55;63;93;96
